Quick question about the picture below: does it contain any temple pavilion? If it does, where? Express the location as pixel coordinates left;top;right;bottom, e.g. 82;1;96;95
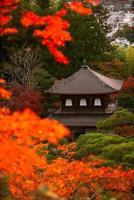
47;64;123;133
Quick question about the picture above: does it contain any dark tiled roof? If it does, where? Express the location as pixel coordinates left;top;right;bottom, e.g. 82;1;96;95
48;67;123;94
49;113;110;127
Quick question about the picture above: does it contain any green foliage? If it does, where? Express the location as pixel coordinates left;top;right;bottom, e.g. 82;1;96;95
44;6;113;79
65;9;111;61
124;46;134;77
115;47;126;63
49;0;64;13
122;152;134;166
97;160;116;167
36;143;61;163
0;175;13;200
75;133;134;168
118;94;134;109
102;142;134;167
0;0;50;66
33;68;55;92
75;133;125;158
115;47;134;78
114;25;134;43
59;138;69;145
95;58;125;79
46;144;61;163
46;153;59;163
97;109;134;130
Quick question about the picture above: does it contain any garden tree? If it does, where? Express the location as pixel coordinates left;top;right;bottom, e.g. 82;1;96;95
0;1;103;199
114;25;134;44
97;109;134;136
1;0;98;64
43;4;113;78
97;109;134;130
32;67;55;91
0;0;101;87
118;76;134;110
1;1;134;200
0;1;56;93
92;3;111;35
0;0;37;68
115;46;134;78
6;46;41;87
0;79;70;200
0;0;54;55
123;76;134;93
114;47;126;64
6;84;43;113
32;68;55;114
124;46;134;77
1;80;134;200
114;47;134;109
74;133;134;167
118;94;134;111
0;174;14;200
43;157;134;199
50;0;63;10
94;58;125;79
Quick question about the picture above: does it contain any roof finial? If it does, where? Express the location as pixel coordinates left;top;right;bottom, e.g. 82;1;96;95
81;59;89;70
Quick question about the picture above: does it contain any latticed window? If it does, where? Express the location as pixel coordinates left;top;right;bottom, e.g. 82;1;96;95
65;99;73;106
80;99;87;106
94;98;101;106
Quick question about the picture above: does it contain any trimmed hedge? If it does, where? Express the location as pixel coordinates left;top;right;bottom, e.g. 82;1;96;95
97;109;134;130
75;133;134;168
102;142;134;166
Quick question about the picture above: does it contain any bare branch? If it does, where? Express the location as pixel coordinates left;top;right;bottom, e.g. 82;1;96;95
8;45;42;87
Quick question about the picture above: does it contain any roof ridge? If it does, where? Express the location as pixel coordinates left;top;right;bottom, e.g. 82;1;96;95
88;68;116;91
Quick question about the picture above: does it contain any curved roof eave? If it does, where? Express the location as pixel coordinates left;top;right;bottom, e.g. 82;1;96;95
48;68;124;95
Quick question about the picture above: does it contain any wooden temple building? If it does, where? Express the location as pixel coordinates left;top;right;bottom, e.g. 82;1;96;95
47;64;123;133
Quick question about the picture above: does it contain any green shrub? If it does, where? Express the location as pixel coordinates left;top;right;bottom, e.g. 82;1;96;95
102;141;134;165
46;153;59;163
77;133;105;145
59;138;69;145
97;160;116;167
122;152;134;166
0;175;13;200
75;133;134;167
97;109;134;130
75;133;125;159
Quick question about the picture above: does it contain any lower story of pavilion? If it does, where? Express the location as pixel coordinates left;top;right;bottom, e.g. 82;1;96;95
49;112;111;134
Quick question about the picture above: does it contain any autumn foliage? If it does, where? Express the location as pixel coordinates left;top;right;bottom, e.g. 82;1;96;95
0;79;11;99
0;80;134;199
0;80;70;199
118;76;134;109
0;0;100;64
6;84;43;113
123;76;134;93
1;1;134;200
0;0;20;35
44;157;134;200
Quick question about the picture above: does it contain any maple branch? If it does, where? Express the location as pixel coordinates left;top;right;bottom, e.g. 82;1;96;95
0;3;19;9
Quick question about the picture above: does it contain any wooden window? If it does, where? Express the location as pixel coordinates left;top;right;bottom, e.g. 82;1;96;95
94;98;101;106
65;99;73;106
80;98;87;106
